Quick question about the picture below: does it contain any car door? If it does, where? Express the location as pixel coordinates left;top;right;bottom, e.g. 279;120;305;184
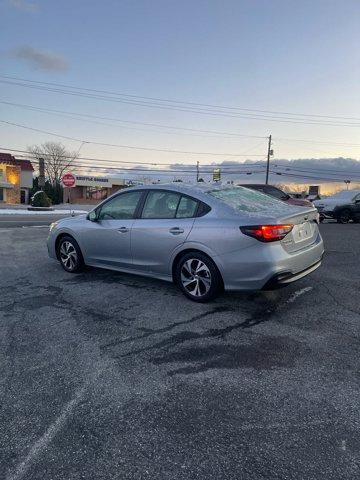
131;190;198;276
80;190;144;268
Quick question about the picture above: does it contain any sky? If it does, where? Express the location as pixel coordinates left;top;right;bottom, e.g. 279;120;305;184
1;0;360;180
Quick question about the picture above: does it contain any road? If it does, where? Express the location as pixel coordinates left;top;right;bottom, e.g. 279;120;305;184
0;213;83;228
1;224;359;479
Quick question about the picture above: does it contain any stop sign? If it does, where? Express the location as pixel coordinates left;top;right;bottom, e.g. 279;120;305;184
61;172;76;188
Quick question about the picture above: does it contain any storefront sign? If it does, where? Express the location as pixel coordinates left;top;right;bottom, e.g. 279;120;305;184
75;175;112;187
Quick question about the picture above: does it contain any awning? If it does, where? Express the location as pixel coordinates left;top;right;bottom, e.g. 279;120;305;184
0;181;14;189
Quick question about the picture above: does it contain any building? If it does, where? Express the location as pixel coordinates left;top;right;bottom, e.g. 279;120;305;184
0;153;34;204
63;174;128;204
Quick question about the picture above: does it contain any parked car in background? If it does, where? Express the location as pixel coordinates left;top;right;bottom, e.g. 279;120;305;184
239;184;313;207
314;189;360;223
48;184;323;302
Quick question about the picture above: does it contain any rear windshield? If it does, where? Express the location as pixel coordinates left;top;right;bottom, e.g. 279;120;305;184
208;186;288;213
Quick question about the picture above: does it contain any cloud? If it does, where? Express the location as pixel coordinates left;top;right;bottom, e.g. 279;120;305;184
11;46;69;72
106;158;360;187
8;0;38;12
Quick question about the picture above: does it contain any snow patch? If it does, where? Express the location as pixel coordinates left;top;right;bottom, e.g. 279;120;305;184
0;209;88;215
285;286;313;304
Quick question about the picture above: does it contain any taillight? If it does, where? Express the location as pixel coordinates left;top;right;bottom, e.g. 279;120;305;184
240;224;293;242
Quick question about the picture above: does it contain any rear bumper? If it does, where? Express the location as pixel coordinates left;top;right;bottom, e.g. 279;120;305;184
216;232;324;291
262;257;322;290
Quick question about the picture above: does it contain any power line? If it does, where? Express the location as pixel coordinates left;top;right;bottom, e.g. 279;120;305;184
2;73;360;122
270;170;360;182
3;98;360;148
0;100;267;140
275;137;360;148
0;146;266;169
29;159;266;176
5;99;360;154
4;145;360;178
2;78;360;127
0;120;265;157
28;155;266;174
5;146;360;176
273;165;360;178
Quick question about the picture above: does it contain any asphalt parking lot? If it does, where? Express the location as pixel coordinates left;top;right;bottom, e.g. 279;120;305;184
1;224;360;480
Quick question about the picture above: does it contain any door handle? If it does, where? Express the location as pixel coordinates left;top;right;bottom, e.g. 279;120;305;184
169;227;184;235
118;226;129;233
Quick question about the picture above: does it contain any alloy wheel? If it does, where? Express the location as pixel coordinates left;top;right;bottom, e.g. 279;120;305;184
59;241;78;271
181;258;212;298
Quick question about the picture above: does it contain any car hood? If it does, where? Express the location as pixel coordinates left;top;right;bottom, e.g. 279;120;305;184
56;213;87;226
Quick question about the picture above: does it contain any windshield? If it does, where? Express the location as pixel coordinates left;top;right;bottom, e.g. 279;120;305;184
208;186;289;213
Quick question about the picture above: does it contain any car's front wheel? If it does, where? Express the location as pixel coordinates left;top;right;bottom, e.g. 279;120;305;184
175;252;222;302
57;236;84;273
337;209;351;224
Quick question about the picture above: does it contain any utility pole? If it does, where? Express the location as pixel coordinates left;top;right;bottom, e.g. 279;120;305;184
196;161;200;182
38;158;45;191
265;134;272;185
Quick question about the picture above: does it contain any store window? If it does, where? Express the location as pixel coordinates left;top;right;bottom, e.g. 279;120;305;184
0;188;3;202
85;186;108;201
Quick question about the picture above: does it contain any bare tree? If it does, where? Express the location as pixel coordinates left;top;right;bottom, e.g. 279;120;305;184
29;142;78;185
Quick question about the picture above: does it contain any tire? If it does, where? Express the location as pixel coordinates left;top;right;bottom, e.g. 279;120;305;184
337;209;351;224
175;252;222;302
57;235;84;273
319;215;325;223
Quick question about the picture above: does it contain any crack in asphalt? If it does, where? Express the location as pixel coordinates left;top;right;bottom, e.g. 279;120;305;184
319;281;360;317
117;304;277;359
100;306;235;351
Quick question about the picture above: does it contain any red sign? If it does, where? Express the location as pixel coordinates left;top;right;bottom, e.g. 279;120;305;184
61;173;76;188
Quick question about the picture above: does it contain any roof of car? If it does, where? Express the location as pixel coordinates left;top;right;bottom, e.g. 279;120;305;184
238;184;278;188
127;183;234;194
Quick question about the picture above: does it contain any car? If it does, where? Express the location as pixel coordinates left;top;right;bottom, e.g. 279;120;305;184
239;184;313;207
47;184;324;302
314;189;360;223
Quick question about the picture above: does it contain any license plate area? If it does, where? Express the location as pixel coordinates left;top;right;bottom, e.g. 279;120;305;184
293;221;312;243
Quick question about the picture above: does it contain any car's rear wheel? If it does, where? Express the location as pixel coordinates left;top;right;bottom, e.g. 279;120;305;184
57;236;84;273
337;209;351;224
175;252;222;302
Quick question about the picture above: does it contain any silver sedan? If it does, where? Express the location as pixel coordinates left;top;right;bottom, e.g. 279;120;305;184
47;184;324;302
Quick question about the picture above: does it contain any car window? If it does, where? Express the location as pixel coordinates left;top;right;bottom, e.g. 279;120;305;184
248;186;267;195
197;201;211;217
264;186;288;200
176;196;198;218
141;191;181;219
98;191;142;220
208;186;293;213
244;185;288;200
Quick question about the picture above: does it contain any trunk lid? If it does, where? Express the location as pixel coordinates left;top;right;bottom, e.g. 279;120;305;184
278;208;319;253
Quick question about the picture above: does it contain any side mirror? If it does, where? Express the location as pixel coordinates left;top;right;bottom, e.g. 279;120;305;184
87;210;98;222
